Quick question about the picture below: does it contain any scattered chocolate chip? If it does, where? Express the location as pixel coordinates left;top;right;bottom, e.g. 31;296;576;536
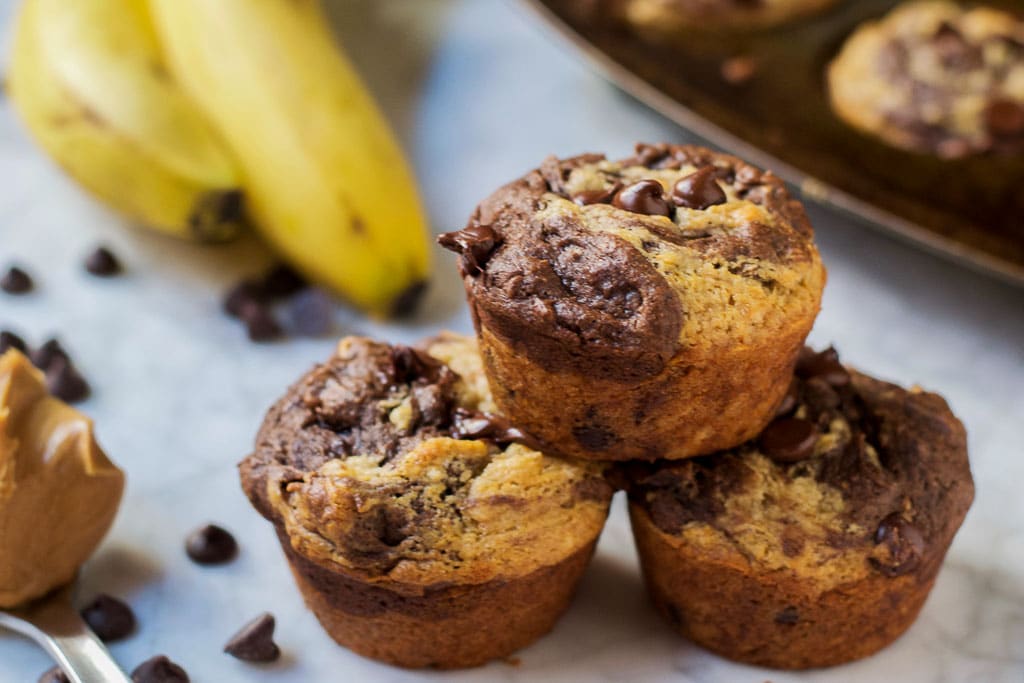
612;179;672;217
84;247;122;277
571;182;622;206
672;167;727;210
451;408;541;450
285;287;335;337
871;513;926;577
437;225;501;275
759;417;817;463
774;379;799;417
30;339;69;372
240;303;283;342
774;606;800;625
224;613;281;662
38;666;70;683
185;524;238;565
131;656;189;683
721;55;757;85
260;264;306;299
0;330;27;355
46;356;91;403
80;594;136;642
223;280;265;318
1;265;33;294
985;98;1024;138
795;346;850;387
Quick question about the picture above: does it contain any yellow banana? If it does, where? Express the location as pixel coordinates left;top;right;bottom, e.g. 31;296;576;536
7;0;243;241
147;0;432;316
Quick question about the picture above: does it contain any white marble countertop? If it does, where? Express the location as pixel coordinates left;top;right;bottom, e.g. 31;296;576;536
2;0;1022;681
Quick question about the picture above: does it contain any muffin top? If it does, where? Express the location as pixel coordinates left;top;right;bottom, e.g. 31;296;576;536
440;144;824;382
828;1;1024;157
622;347;974;589
241;334;611;586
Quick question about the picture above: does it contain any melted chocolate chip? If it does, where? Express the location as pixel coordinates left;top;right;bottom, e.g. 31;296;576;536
571;182;621;206
80;594;136;642
185;524;238;565
871;513;926;577
38;666;70;683
612;179;672;217
0;330;27;355
759;417;817;463
224;613;280;662
391;346;441;385
796;346;850;387
437;225;501;275
985;98;1024;138
131;656;189;683
450;408;540;449
1;265;33;294
46;356;91;403
672;167;727;210
84;247;122;277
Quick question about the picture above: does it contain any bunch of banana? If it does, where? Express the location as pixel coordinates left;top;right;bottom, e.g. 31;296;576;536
7;0;244;242
7;0;432;316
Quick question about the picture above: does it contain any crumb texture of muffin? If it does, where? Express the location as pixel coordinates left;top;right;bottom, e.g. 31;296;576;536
0;350;124;608
440;143;825;461
828;0;1024;158
609;0;839;32
240;333;612;668
623;347;975;669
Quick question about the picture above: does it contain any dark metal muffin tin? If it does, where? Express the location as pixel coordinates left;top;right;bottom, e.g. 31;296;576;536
521;0;1024;287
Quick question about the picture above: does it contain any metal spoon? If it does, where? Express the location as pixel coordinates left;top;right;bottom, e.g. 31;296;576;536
0;584;132;683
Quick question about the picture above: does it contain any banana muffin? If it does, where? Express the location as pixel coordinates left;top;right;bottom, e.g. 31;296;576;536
828;1;1024;158
439;143;825;462
621;347;974;669
239;334;612;669
606;0;839;33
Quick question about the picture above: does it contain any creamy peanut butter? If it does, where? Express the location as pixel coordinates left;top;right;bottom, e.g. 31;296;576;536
0;350;124;607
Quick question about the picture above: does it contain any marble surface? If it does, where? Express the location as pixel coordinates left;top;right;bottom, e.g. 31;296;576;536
1;0;1022;681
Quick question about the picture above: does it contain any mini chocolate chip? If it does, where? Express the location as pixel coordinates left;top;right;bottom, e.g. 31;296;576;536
985;98;1024;138
223;280;266;318
672;167;727;210
38;666;70;683
84;247;122;277
774;606;799;625
612;179;672;217
80;594;136;642
46;356;91;403
871;513;926;577
224;613;280;662
437;225;501;275
571;182;621;206
1;265;33;294
795;346;850;387
240;303;283;342
30;339;69;372
260;264;306;298
185;524;238;565
774;379;799;417
759;417;817;463
131;656;189;683
285;287;335;337
0;330;27;355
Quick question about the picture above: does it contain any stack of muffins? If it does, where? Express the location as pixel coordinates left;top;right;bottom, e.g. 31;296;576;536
240;143;974;670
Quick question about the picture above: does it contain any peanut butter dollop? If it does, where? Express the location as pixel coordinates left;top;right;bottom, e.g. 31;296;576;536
0;350;124;607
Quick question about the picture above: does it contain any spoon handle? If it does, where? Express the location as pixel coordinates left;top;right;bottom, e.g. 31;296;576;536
0;587;132;683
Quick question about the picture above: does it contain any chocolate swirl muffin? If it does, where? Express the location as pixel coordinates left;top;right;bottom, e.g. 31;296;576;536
240;333;612;669
828;1;1024;158
621;347;974;669
440;144;825;461
606;0;840;33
